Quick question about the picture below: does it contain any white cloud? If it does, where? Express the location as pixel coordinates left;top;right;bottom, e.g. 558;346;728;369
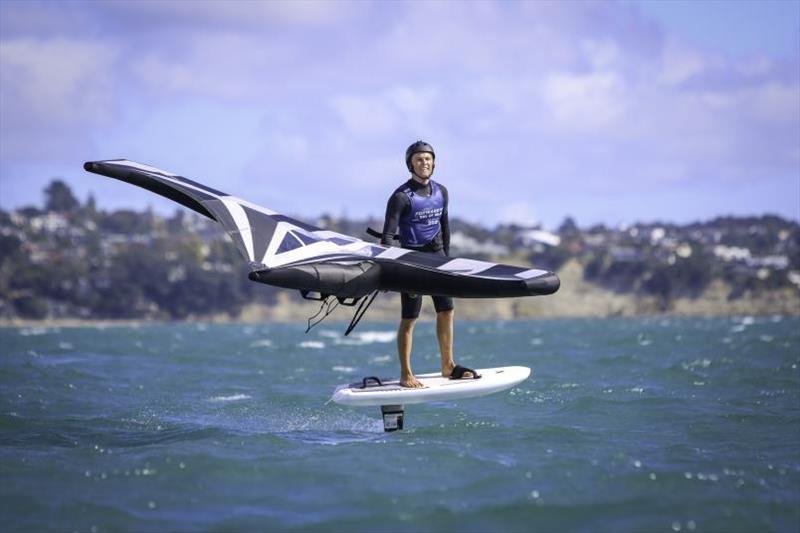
0;37;117;126
499;202;540;227
269;132;310;161
747;82;800;125
1;1;797;225
541;71;626;132
341;156;399;191
330;86;440;137
101;0;352;29
386;86;439;116
128;31;297;101
658;40;711;85
0;37;118;162
581;39;622;70
331;94;399;136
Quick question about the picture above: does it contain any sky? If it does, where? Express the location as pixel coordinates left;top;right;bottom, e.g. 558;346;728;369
0;0;798;229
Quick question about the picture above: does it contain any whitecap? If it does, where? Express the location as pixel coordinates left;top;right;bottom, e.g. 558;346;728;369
299;341;325;349
318;330;339;339
249;339;273;348
370;355;392;363
333;338;363;346
20;327;48;336
335;331;396;345
207;394;251;402
682;358;712;370
332;366;356;373
58;342;73;350
354;331;396;343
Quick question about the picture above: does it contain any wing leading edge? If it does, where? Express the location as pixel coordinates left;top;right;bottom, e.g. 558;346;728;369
84;159;559;300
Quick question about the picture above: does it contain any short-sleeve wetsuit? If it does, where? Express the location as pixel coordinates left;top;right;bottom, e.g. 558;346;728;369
382;178;454;319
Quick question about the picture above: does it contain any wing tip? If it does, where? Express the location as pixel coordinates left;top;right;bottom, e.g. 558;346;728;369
525;272;560;295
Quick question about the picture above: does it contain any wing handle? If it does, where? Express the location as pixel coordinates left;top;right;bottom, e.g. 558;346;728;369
366;227;399;242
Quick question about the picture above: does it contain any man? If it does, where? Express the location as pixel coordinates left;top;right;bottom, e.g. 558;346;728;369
382;141;479;388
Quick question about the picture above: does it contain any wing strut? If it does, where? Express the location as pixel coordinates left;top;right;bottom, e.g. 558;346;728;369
344;290;379;336
304;290;380;336
305;296;340;333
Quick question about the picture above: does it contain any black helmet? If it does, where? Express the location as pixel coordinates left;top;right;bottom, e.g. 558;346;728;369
405;140;435;172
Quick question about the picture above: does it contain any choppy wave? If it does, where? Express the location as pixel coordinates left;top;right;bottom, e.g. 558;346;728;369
299;340;325;349
248;339;273;348
334;330;396;345
206;394;251;402
1;317;798;532
19;327;53;336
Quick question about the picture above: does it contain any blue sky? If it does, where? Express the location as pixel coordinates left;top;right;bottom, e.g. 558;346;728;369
1;0;798;228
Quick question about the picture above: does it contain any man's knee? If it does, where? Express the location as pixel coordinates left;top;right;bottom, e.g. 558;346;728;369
399;318;416;332
436;308;454;319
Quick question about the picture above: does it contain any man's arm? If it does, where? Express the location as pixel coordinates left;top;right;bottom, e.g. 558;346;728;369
382;192;408;246
440;185;450;256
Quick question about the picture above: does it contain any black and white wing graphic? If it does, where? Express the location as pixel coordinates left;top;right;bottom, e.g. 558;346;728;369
84;160;559;308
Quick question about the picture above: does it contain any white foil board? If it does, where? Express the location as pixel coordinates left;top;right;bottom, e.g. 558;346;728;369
331;366;531;407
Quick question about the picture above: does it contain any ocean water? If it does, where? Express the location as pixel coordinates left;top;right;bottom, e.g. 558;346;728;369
1;317;798;532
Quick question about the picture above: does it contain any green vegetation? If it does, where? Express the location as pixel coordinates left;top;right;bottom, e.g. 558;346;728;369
0;181;273;320
1;180;798;320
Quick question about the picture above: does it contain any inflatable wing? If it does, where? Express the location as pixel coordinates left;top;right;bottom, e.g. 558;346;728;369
84;160;559;306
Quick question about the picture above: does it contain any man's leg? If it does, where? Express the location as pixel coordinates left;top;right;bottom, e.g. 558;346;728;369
434;300;473;379
398;292;423;388
436;309;455;376
437;308;474;379
397;318;423;388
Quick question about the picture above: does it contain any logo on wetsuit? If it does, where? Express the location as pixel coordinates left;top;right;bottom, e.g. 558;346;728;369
398;181;444;248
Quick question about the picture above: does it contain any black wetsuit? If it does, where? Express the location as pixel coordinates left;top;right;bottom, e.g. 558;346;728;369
382;178;454;319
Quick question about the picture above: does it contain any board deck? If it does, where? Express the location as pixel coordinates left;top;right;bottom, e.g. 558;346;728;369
331;366;531;407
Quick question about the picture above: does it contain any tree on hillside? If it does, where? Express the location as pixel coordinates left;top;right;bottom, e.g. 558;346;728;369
85;193;98;217
44;180;80;213
558;216;579;235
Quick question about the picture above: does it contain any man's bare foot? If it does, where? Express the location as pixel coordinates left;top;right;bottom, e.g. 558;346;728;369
400;374;424;388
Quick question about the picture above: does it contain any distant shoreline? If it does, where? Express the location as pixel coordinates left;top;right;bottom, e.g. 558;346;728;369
2;304;797;329
2;259;798;327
